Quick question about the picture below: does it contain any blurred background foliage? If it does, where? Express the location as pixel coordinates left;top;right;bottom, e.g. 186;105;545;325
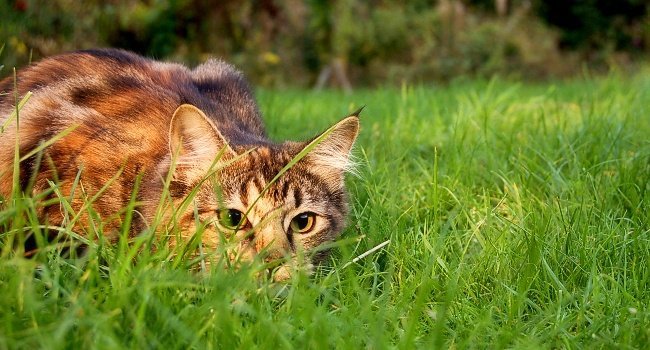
1;0;648;87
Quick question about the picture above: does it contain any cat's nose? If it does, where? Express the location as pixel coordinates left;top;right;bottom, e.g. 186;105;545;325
253;222;291;257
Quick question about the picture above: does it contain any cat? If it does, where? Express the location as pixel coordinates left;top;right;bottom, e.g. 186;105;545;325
0;48;360;281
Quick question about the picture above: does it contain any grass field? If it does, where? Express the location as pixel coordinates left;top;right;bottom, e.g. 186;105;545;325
1;72;649;348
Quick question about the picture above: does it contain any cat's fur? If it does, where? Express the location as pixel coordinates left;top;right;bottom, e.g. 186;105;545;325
0;49;359;280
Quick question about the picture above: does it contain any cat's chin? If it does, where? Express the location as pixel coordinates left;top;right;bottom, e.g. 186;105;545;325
268;261;314;283
271;265;293;282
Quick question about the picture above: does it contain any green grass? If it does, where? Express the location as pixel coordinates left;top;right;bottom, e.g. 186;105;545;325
1;71;649;349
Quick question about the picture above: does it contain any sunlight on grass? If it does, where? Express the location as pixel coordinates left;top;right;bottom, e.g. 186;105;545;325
1;74;649;348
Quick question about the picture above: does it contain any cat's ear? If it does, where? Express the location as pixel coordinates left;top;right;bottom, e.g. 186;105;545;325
305;112;360;174
168;104;235;169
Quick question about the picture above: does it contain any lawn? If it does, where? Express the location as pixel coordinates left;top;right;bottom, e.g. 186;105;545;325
1;72;649;348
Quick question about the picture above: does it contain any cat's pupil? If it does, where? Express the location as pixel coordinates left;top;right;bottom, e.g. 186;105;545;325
295;213;310;230
227;210;242;226
218;209;245;229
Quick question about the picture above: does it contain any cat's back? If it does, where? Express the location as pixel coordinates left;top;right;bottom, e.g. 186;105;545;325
0;49;267;202
2;49;178;121
0;48;265;140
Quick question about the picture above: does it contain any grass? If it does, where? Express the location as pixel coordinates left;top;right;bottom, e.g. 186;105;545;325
1;71;649;349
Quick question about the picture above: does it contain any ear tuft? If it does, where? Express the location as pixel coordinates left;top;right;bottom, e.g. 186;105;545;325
349;105;365;118
306;115;360;175
169;104;235;170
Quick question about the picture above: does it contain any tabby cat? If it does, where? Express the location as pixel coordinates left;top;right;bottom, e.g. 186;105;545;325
0;49;360;281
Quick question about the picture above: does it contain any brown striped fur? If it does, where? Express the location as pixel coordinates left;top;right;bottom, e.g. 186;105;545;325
0;49;359;281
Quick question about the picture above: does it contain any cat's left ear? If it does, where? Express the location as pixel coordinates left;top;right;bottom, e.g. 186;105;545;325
304;109;361;174
168;104;236;170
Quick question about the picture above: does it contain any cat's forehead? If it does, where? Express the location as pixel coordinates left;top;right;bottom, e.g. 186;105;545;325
219;146;289;189
218;146;335;204
235;145;295;179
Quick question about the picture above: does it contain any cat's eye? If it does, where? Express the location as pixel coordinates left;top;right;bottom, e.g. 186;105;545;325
217;209;248;230
290;212;316;233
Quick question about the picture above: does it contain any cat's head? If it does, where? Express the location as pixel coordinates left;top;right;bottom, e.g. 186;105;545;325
166;104;360;281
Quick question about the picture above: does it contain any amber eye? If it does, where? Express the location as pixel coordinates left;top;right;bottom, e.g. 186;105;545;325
217;209;248;230
290;212;316;233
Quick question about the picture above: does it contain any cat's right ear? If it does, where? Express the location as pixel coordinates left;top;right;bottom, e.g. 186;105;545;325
303;113;360;175
168;104;236;170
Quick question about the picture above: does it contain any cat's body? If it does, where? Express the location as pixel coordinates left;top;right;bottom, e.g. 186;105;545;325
0;49;359;280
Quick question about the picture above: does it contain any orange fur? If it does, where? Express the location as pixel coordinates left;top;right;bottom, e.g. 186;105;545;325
0;49;359;280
